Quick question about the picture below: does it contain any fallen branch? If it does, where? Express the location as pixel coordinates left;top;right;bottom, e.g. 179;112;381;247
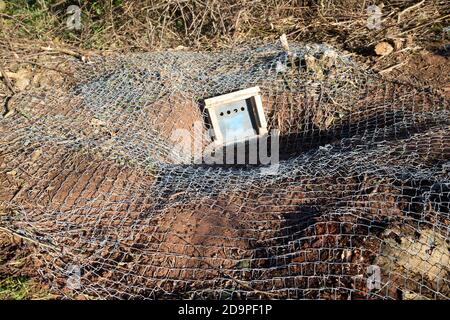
39;46;88;62
0;226;59;252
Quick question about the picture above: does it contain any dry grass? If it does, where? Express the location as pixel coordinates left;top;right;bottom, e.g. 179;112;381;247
0;1;448;97
0;0;447;100
0;0;448;53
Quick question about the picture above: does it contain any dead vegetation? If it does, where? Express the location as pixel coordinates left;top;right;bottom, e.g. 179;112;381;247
1;0;449;96
0;0;448;105
0;0;448;50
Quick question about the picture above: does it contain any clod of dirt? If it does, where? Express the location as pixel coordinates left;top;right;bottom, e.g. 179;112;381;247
3;68;32;91
375;42;394;56
392;38;404;51
388;51;450;98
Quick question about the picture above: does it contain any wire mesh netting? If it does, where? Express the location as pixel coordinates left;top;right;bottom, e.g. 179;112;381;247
0;42;449;299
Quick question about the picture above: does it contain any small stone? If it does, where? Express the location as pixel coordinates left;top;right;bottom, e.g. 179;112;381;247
5;68;32;91
31;149;42;161
374;42;394;56
174;45;188;51
6;170;17;176
90;118;106;126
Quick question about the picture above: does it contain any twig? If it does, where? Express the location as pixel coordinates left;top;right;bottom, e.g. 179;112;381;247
23;60;73;77
10;183;28;202
397;0;425;24
400;14;450;35
0;66;16;94
50;0;69;9
393;46;422;54
378;61;407;74
39;46;86;62
2;97;15;118
0;66;16;118
0;226;58;252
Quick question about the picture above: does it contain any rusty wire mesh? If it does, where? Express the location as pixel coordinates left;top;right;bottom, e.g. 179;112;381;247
0;42;449;299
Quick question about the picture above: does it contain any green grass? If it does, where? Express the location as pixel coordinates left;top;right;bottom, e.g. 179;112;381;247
1;0;58;37
0;0;125;48
0;276;53;300
0;276;33;299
